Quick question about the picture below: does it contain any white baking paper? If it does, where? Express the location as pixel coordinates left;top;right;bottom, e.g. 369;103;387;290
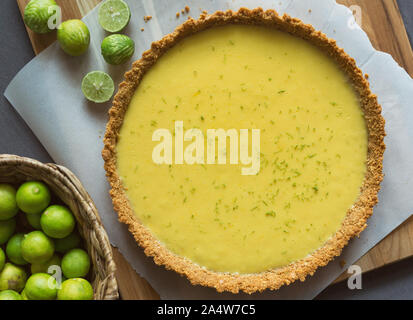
5;0;413;299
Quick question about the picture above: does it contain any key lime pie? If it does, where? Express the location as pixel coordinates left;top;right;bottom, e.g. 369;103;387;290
103;8;385;293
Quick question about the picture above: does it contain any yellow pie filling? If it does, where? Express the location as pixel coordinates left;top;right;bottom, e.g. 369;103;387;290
116;25;367;274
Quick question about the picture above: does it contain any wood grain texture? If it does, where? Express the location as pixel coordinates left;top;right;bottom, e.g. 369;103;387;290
336;0;413;75
113;248;160;299
15;0;413;296
16;0;84;54
334;0;413;283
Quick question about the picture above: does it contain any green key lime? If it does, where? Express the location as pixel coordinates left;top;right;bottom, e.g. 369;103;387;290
40;205;76;239
81;71;115;103
26;212;42;229
0;184;19;221
16;181;51;215
0;290;22;300
55;230;81;253
0;248;5;272
31;253;61;274
25;273;58;300
57;19;90;56
0;263;27;292
6;233;28;266
21;289;30;300
61;248;90;278
57;278;94;300
23;0;57;34
21;231;55;264
98;0;131;33
0;218;16;245
101;34;135;65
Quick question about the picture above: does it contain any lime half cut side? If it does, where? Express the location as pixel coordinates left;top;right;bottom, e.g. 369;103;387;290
81;71;115;103
98;0;131;33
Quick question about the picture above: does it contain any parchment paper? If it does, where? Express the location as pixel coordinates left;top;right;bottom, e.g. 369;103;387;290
5;0;413;299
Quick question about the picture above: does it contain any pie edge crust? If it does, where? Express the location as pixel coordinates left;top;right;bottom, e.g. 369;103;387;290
102;8;386;294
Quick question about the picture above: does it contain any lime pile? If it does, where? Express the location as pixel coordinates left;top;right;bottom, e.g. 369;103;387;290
0;182;93;300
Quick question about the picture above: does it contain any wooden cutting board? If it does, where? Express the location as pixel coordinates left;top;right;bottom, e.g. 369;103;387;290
16;0;413;298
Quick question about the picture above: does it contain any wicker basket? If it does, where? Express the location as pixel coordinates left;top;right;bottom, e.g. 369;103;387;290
0;154;119;300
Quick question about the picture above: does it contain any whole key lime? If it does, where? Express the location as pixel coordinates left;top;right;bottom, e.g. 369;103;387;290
0;290;22;300
25;273;58;300
25;212;42;229
0;184;19;221
16;181;51;215
81;71;115;103
0;263;27;292
21;289;30;300
23;0;57;34
41;205;75;239
101;34;135;65
98;0;131;33
55;230;81;253
57;19;90;56
31;253;61;274
6;233;28;266
61;248;90;278
21;231;55;264
57;278;94;300
0;218;16;245
0;248;5;272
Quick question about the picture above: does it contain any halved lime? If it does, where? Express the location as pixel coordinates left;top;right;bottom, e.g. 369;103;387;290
81;71;115;103
98;0;131;33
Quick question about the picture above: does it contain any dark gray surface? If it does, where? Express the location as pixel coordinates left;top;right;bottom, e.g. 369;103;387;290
0;0;52;162
0;0;412;300
318;257;413;300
